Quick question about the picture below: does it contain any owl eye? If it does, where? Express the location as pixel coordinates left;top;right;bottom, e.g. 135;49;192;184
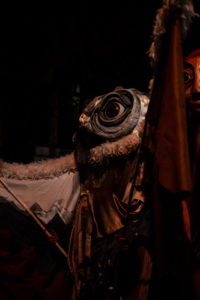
89;89;142;141
97;92;132;127
103;101;125;120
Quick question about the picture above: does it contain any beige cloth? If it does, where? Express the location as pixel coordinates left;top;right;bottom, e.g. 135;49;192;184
0;171;80;224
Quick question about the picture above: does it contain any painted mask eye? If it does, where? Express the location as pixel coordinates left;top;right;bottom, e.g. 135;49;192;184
103;101;125;120
184;68;194;85
184;71;191;82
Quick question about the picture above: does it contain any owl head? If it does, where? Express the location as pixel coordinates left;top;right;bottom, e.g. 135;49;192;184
75;88;149;165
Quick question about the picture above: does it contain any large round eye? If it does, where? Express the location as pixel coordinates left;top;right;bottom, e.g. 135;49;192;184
98;91;132;126
89;89;141;141
103;101;125;120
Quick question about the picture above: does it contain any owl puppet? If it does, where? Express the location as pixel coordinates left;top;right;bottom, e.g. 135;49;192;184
0;88;152;300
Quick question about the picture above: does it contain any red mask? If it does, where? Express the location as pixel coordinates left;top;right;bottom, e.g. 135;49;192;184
184;49;200;114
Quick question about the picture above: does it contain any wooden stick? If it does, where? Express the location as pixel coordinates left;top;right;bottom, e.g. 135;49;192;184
0;177;71;270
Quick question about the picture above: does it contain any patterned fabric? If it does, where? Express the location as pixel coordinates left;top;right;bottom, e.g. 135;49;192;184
0;171;80;225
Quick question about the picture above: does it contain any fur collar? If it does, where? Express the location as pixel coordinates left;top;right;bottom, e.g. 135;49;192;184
0;152;77;180
148;0;197;88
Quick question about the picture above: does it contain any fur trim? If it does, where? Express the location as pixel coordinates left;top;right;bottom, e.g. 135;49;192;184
88;131;140;165
0;152;77;180
76;119;146;166
148;0;198;68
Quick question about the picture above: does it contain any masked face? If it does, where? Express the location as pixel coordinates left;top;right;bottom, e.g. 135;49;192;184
184;50;200;114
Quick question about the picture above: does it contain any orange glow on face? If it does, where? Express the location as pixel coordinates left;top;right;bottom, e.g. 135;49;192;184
184;53;200;114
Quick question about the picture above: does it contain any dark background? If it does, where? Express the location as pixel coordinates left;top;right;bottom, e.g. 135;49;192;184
0;3;161;163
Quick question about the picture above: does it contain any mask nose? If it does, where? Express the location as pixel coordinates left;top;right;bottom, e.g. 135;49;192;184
193;69;200;94
192;92;200;102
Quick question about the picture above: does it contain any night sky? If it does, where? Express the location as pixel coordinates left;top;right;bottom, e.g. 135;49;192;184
0;3;162;163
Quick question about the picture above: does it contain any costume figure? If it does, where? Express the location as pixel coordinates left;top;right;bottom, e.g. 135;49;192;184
147;1;199;299
2;2;200;299
183;45;200;300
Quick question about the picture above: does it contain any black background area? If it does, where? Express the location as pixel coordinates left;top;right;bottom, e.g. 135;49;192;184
0;3;161;162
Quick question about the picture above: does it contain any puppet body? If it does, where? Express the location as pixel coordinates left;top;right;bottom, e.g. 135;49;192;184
0;88;152;300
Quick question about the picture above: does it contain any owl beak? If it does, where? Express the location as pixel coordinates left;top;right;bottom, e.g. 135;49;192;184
79;113;90;126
